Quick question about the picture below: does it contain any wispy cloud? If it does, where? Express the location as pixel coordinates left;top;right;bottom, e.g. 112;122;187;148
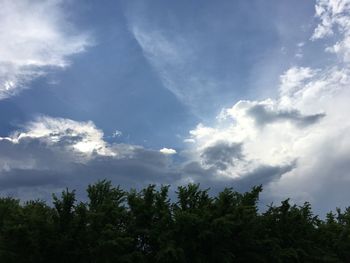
130;24;222;117
131;25;193;103
0;0;91;99
125;5;238;118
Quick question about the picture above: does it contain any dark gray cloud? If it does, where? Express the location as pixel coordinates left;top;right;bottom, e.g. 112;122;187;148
181;160;295;194
0;169;65;190
0;134;296;203
233;162;296;192
247;104;325;127
200;142;243;170
0;137;79;171
0;138;181;200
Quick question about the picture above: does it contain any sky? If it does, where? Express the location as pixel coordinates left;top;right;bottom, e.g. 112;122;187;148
0;0;350;215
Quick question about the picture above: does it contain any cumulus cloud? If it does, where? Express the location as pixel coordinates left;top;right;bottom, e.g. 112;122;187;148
200;142;243;171
312;0;350;62
180;160;295;195
159;148;177;155
182;0;350;214
0;116;180;200
311;0;350;40
4;116;114;157
0;0;90;99
0;114;289;202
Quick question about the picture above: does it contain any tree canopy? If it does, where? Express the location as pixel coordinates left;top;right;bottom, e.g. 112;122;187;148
0;180;349;262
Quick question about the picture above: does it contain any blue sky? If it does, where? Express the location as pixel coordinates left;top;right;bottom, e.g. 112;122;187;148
0;0;316;147
1;0;350;214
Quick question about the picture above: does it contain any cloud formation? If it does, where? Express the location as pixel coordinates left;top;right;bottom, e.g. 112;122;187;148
0;116;179;199
312;0;350;62
247;104;325;128
3;116;114;157
130;24;217;116
159;148;177;155
125;2;260;117
0;115;283;202
0;0;90;99
200;142;243;171
183;0;350;214
1;0;350;216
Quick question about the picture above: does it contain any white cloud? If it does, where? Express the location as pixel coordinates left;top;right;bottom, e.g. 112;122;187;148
112;130;123;138
0;0;90;99
279;67;317;96
312;0;350;62
186;64;350;213
159;148;177;155
183;0;350;213
3;116;115;157
0;116;180;200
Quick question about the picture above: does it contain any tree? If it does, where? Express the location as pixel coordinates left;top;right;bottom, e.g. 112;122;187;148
0;181;349;262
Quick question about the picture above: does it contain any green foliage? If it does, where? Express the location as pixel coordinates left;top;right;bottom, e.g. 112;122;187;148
0;181;349;262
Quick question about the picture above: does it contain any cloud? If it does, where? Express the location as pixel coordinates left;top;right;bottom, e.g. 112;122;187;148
112;130;123;138
130;24;215;115
200;142;243;171
279;67;317;96
181;0;350;214
311;0;350;40
0;116;180;200
312;0;350;62
186;65;350;212
180;160;295;194
159;148;177;155
124;3;247;117
0;0;90;99
2;0;350;216
0;115;293;202
247;104;325;128
4;116;114;157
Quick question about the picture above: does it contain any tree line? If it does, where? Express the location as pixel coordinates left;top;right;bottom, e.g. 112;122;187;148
0;180;349;262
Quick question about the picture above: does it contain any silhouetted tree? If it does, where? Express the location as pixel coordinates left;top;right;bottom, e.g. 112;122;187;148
0;180;349;262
